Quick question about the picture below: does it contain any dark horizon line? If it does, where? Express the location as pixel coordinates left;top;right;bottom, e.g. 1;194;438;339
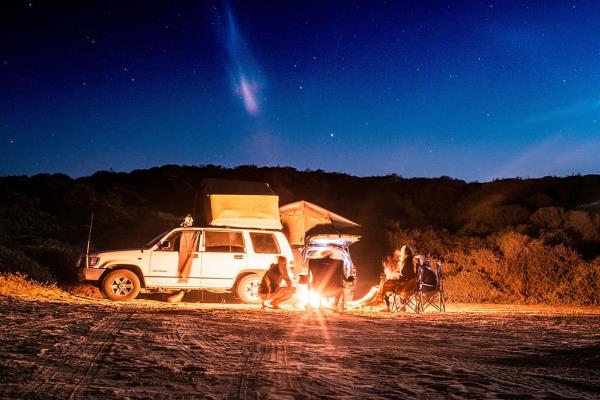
1;163;598;184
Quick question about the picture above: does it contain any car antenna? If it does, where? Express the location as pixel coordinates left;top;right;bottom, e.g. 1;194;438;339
85;212;94;269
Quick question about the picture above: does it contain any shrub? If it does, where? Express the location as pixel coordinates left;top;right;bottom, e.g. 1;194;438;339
0;245;55;283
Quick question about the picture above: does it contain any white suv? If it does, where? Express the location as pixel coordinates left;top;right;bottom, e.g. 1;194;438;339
77;227;294;303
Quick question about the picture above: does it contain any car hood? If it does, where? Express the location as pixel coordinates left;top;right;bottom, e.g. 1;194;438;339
89;248;144;258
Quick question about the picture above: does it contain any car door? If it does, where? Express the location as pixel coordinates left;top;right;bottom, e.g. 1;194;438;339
201;230;247;288
149;229;202;287
246;231;281;272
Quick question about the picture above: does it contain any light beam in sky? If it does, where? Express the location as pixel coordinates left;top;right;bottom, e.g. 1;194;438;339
216;2;263;116
239;76;259;115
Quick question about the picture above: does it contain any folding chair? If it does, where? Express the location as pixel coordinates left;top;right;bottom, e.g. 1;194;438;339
389;279;420;313
418;262;446;312
307;257;348;311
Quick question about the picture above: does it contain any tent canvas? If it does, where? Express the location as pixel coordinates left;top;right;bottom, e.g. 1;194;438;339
201;179;282;230
279;200;360;246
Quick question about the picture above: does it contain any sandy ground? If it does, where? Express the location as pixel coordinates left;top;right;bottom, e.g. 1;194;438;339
1;295;600;399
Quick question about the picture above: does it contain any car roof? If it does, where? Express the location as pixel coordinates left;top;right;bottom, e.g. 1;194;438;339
171;227;282;233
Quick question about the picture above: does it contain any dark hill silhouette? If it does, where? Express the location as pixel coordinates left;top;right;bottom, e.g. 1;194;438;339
1;165;599;304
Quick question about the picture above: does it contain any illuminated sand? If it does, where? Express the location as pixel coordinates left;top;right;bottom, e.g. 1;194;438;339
1;295;599;399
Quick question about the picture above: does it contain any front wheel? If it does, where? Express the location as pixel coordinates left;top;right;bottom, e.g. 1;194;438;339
236;273;262;304
101;269;141;301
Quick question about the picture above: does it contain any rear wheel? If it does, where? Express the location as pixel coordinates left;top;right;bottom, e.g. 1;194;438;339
236;273;262;304
101;269;141;301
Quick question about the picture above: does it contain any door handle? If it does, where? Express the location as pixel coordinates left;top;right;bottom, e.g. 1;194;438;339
234;255;244;260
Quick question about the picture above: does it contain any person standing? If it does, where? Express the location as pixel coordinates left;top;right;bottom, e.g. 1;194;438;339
259;256;296;309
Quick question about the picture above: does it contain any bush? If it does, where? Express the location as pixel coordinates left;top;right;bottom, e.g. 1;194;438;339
0;272;65;299
0;245;55;283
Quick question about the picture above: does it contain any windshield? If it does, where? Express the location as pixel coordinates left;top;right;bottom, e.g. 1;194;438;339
144;231;169;249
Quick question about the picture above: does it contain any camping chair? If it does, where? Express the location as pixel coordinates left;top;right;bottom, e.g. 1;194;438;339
307;257;349;311
389;279;420;314
417;262;446;312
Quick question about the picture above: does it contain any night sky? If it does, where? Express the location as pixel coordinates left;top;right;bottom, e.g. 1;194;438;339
2;1;599;181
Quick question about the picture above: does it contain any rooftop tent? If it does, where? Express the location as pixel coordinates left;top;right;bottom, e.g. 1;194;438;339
201;179;282;230
279;200;360;246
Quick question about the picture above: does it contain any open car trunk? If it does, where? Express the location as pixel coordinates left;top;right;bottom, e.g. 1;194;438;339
304;233;360;280
305;234;360;249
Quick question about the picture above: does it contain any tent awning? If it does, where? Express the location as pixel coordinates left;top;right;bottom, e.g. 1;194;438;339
279;200;360;246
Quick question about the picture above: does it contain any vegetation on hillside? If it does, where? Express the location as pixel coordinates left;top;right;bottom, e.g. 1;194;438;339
0;165;599;304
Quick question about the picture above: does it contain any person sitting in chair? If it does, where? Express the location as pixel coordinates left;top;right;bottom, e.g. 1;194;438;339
259;256;296;309
373;245;417;312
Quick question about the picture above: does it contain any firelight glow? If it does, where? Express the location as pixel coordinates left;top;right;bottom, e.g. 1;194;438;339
294;286;333;310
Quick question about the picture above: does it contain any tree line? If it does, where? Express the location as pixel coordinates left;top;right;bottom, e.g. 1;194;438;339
0;165;598;304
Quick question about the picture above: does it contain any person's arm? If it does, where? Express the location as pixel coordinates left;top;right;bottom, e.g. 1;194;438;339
260;273;272;295
280;264;293;287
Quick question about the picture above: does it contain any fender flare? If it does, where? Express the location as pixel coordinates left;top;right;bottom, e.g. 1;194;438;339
231;269;266;290
100;264;146;288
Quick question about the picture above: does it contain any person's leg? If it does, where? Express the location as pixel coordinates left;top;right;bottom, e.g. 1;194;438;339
270;287;296;308
259;292;270;309
383;294;390;310
396;278;417;311
331;289;343;312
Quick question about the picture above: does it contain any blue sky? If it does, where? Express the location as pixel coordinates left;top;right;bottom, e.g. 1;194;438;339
1;1;599;181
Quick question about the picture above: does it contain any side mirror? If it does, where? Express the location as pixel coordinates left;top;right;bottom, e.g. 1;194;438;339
159;240;171;250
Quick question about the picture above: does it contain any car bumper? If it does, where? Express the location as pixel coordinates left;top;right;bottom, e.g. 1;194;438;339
77;267;105;282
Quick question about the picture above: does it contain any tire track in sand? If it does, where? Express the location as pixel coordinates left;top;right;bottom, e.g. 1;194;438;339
232;338;298;400
66;311;132;399
17;311;129;399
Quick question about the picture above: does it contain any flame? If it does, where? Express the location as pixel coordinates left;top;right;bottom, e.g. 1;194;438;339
294;285;333;310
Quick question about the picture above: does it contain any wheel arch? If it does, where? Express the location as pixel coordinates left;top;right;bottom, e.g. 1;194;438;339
231;269;265;291
101;264;146;288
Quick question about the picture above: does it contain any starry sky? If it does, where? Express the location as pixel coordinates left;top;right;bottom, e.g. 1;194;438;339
1;1;599;181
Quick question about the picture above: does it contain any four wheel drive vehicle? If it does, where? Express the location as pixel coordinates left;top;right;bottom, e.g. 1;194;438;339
77;227;294;304
302;234;360;301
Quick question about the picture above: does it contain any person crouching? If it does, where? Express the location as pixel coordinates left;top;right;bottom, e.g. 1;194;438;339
259;256;296;309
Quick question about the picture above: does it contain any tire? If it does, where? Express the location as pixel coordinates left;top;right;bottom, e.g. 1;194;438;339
236;273;262;304
99;284;108;300
101;269;141;301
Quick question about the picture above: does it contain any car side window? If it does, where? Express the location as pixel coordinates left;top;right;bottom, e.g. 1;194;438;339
160;231;181;252
204;231;245;253
250;233;280;254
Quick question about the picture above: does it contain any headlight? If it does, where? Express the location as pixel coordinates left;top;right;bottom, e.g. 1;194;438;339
88;257;100;267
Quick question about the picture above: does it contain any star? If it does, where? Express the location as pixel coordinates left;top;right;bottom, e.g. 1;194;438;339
329;132;335;138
